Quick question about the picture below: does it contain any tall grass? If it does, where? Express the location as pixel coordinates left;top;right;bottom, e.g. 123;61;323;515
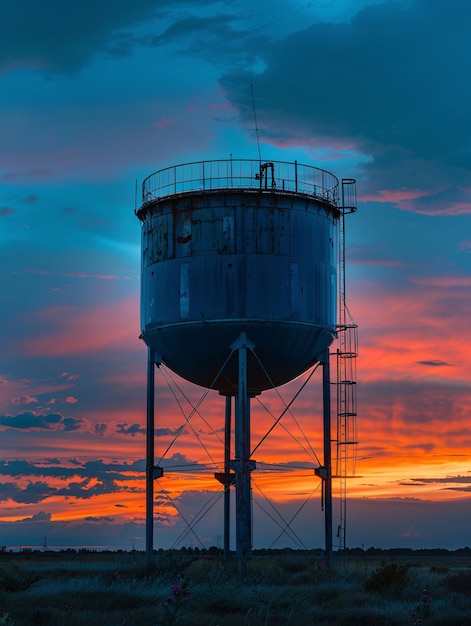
0;552;470;625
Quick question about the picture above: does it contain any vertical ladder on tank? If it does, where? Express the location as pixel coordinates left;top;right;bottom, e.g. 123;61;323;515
335;179;358;551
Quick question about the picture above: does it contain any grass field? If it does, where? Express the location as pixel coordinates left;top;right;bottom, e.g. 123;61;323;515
1;550;471;625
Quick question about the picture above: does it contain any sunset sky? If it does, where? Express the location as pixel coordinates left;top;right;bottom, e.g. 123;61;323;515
1;0;471;552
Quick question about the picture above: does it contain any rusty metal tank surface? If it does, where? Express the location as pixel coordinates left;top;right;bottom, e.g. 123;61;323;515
136;160;341;393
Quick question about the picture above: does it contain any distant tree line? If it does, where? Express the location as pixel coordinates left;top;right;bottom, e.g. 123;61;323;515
1;545;471;558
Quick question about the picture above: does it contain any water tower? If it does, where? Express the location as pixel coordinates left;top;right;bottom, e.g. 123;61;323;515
136;159;357;565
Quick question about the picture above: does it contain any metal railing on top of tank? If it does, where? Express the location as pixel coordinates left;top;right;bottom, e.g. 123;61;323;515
140;159;340;208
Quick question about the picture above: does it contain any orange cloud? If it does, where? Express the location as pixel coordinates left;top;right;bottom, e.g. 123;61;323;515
361;188;433;203
409;275;471;288
12;395;38;405
23;298;141;357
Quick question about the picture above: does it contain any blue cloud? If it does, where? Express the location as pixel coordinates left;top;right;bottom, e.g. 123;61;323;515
0;412;63;430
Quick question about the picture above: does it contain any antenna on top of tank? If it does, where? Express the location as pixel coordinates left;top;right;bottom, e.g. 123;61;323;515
250;83;262;163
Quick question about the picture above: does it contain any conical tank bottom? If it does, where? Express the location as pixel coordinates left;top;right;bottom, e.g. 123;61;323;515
142;319;334;392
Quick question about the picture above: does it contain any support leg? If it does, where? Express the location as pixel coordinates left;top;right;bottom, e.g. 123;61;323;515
223;394;232;561
322;349;333;565
146;347;155;562
231;333;255;570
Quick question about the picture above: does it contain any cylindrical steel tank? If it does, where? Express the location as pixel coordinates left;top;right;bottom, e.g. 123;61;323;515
136;159;341;393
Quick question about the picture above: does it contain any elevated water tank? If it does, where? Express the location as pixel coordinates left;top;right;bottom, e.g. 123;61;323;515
136;159;341;393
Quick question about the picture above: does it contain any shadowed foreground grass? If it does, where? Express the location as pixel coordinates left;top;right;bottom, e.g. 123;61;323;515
1;551;471;625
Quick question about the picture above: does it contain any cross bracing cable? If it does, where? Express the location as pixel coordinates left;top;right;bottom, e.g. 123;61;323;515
251;478;308;550
268;483;321;550
169;485;225;550
156;377;212;465
254;474;320;483
253;394;321;466
159;364;226;449
172;491;224;549
253;500;306;550
163;462;219;470
255;461;317;471
250;357;321;465
156;361;230;468
158;367;221;472
156;478;207;551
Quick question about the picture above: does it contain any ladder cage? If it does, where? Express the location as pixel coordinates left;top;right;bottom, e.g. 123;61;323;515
334;179;358;551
